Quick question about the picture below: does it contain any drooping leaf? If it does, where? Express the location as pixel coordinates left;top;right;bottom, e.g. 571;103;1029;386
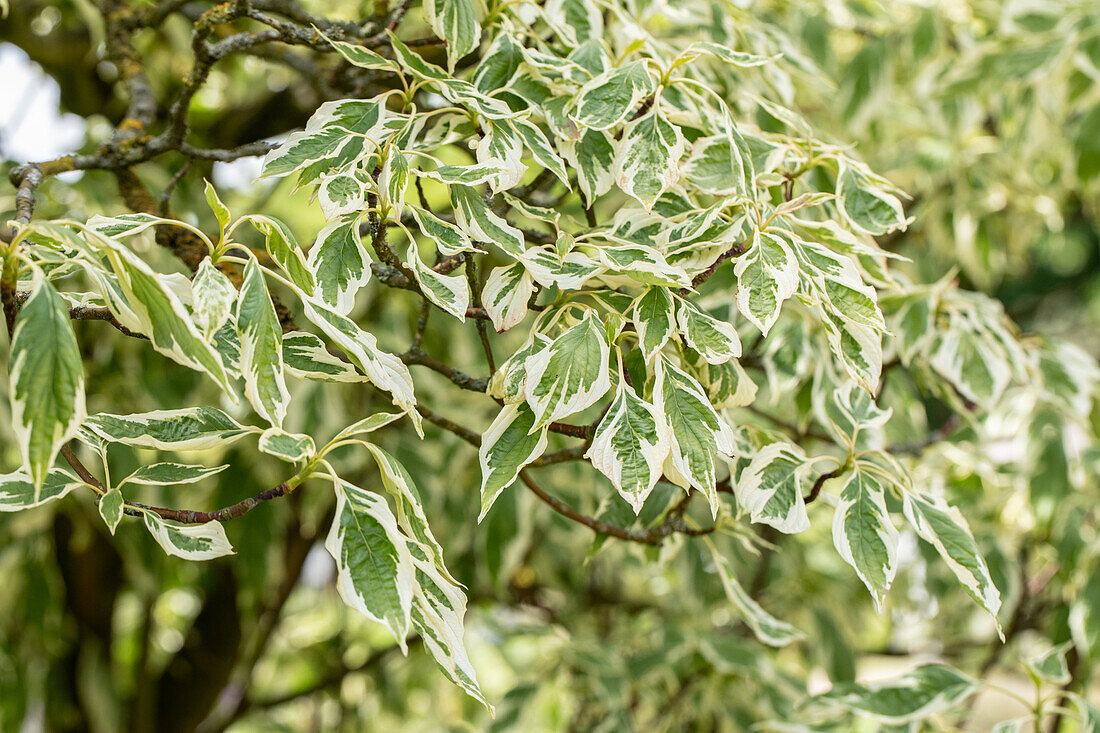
482;262;534;332
142;512;235;561
258;428;316;463
523;310;611;429
735;442;814;534
308;213;370;314
236;258;290;427
832;467;898;609
84;407;252;451
0;468;83;512
709;543;804;647
478;403;548;521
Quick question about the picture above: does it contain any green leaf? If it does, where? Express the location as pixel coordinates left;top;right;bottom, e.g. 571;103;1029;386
303;299;421;434
815;664;978;724
9;271;86;496
424;0;481;70
585;380;669;513
326;477;415;647
308;213;370;314
837;164;909;236
735;442;814;534
407;243;471;321
903;492;1003;631
709;543;804;647
573;61;655;130
482;263;534;332
676;299;741;365
523;311;611;429
282;331;366;383
734;229;798;336
478;403;548;521
0;468;83;512
84;407;252;451
120;462;228;487
613;108;685;209
236;258;290;427
632;287;677;363
449;184;526;257
142;511;235;561
191;259;235;339
99;488;124;534
258;428;316;463
832;467;898;609
654;358;734;515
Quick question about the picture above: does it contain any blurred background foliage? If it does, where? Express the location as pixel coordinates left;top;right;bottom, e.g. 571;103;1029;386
0;0;1098;731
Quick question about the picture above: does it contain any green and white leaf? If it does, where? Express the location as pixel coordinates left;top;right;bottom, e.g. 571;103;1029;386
120;462;229;487
423;0;481;70
191;259;236;339
523;311;611;429
572;61;655;130
99;488;124;534
709;543;804;647
734;229;798;336
837;163;909;236
325;477;415;648
236;258;290;427
449;184;525;257
676;298;741;365
259;428;316;463
8;271;86;496
245;215;316;295
84;407;252;451
585;380;669;513
478;403;548;521
903;492;1003;631
632;287;677;363
832;467;898;610
282;331;368;383
408;243;470;321
561;128;615;204
142;512;235;561
407;204;478;257
482;263;534;332
0;468;83;512
613;108;686;209
735;442;814;534
654;357;734;515
816;664;978;724
308;213;370;314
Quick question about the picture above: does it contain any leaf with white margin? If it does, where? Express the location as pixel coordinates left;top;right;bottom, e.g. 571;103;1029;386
120;462;228;486
824;381;892;446
814;664;978;724
449;184;525;257
317;171;369;221
489;334;550;404
682;131;753;197
82;231;235;395
708;542;804;647
282;331;366;383
836;163;909;236
632;287;677;363
734;229;798;337
544;0;603;45
519;247;604;290
259;98;390;180
482;263;534;332
323;33;401;73
478;403;548;521
407;244;470;321
476;119;526;193
236;258;290;427
362;443;456;585
331;412;405;441
308;213;370;314
821;307;883;392
585;380;669;513
573;61;654;130
99;488;124;534
9;272;86;496
407;550;491;709
0;468;83;512
562;128;615;204
676;298;741;365
407;204;478;257
682;41;777;68
84;407;252;451
654;357;734;516
191;259;235;338
303;299;421;435
326;476;415;648
512;118;570;187
423;0;480;70
523;311;611;429
243;215;316;296
703;359;757;408
735;442;815;534
613;108;686;210
142;512;235;561
930;329;1011;407
259;428;316;463
903;492;1003;632
832;467;898;610
415;163;503;186
1026;643;1071;685
591;242;691;288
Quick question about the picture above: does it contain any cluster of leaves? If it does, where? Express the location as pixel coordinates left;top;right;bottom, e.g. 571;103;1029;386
2;0;1099;729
